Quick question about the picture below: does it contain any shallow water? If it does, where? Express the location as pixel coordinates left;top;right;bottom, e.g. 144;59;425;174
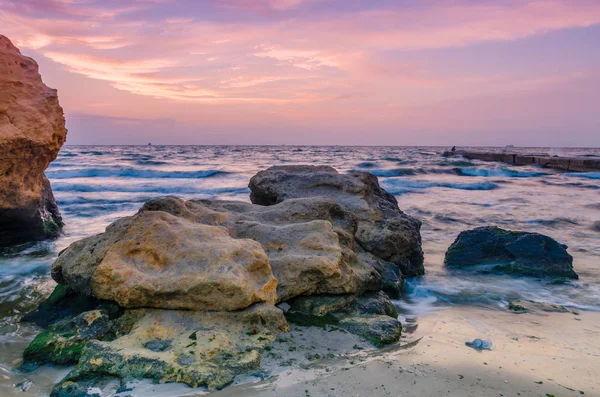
1;145;599;395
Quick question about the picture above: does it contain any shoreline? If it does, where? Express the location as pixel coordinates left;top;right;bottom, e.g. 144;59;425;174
211;306;599;397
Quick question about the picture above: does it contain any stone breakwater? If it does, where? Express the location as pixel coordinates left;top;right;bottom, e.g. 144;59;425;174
443;150;600;172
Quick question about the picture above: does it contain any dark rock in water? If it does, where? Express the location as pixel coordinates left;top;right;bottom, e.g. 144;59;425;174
23;310;112;365
444;226;578;279
285;291;401;347
249;165;424;276
591;221;600;232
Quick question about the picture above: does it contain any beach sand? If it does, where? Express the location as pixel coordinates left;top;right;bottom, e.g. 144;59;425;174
211;307;600;397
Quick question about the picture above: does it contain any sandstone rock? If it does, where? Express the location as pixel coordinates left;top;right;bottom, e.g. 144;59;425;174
445;226;578;278
249;165;424;276
138;196;380;302
0;35;66;246
53;211;278;311
52;305;288;392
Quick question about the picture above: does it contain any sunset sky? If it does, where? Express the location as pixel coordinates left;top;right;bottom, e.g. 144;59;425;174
2;0;599;146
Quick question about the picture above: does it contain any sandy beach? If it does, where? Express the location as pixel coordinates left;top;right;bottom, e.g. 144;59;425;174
211;306;599;397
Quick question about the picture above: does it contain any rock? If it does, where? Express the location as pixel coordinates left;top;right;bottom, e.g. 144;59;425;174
38;166;420;391
139;196;381;302
507;300;572;314
23;310;112;365
591;221;600;233
285;291;401;347
0;35;66;247
249;165;424;276
52;305;288;392
52;211;278;311
20;284;112;328
444;226;578;279
338;316;402;348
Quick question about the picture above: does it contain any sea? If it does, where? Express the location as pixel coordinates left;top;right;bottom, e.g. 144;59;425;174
1;145;599;395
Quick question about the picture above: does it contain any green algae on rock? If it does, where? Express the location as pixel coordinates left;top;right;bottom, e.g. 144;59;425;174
51;305;288;393
285;291;401;347
23;310;111;365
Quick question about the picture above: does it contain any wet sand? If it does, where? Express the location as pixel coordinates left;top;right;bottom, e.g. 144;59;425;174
212;307;600;397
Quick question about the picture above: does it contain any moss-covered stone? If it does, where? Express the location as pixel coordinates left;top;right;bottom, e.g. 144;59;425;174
284;291;402;347
21;284;111;328
23;310;111;365
51;305;289;392
338;316;402;347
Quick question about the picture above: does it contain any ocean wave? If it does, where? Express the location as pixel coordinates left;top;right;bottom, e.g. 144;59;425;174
356;161;377;168
366;168;417;177
458;167;547;178
525;217;580;227
565;172;600;179
46;168;225;179
382;157;403;162
52;183;248;195
384;179;499;191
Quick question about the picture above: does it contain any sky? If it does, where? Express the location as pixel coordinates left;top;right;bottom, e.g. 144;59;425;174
1;0;599;146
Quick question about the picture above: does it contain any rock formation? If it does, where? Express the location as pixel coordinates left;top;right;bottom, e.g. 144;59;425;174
444;226;578;279
24;166;423;393
249;165;424;277
0;35;66;246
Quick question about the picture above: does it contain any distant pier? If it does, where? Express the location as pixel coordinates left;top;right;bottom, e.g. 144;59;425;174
442;150;600;172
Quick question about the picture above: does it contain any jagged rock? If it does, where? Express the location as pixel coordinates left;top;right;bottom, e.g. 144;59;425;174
445;226;578;278
23;310;111;365
52;211;277;311
249;165;424;276
138;197;380;302
284;291;401;347
0;35;66;246
52;305;288;392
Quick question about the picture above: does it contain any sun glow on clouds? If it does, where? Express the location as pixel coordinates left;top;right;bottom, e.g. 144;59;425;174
1;0;599;144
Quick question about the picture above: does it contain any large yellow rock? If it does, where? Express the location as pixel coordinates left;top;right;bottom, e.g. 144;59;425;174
139;197;381;302
0;35;66;246
53;211;277;311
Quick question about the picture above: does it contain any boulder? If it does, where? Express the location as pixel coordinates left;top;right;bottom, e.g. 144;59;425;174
52;211;277;311
51;305;288;393
138;196;380;302
249;165;424;276
444;226;578;278
284;291;402;347
0;35;66;246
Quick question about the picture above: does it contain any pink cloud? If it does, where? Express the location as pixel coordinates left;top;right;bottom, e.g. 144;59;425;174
1;0;598;145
